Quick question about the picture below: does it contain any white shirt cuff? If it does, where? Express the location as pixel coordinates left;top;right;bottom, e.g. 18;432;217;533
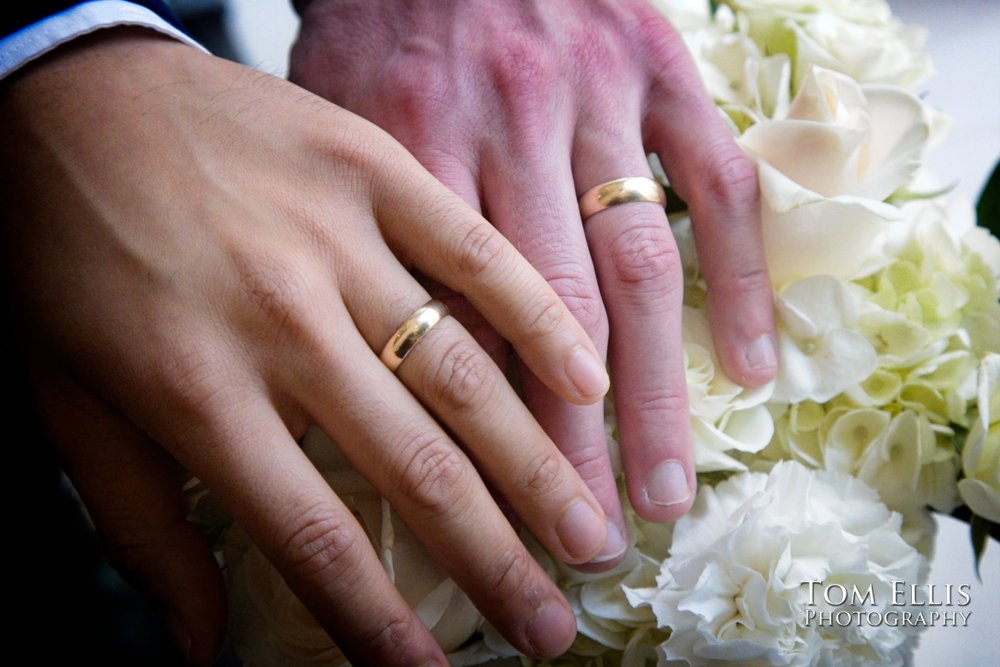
0;1;207;79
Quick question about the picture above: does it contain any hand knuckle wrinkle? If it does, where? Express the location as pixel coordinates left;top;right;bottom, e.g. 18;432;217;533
546;272;603;333
236;255;313;331
280;507;358;581
490;39;552;107
395;433;469;521
455;222;507;280
432;339;494;413
354;613;421;661
523;450;563;497
609;223;680;285
632;388;689;428
703;151;759;210
522;292;568;341
489;546;535;604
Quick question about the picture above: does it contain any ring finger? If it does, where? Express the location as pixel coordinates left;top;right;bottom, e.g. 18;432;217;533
286;290;579;658
339;246;610;567
573;123;695;522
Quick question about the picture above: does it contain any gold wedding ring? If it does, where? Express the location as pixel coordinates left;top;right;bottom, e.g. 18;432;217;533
379;299;449;372
578;176;668;221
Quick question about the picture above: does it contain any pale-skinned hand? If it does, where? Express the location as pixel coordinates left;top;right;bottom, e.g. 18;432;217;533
2;29;615;666
290;0;779;560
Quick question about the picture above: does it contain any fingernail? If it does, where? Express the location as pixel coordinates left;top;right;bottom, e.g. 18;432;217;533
645;459;691;507
527;600;576;658
565;345;609;398
589;520;627;564
165;609;192;665
557;499;606;561
746;334;778;372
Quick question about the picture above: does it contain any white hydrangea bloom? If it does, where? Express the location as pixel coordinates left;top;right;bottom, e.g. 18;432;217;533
771;275;878;404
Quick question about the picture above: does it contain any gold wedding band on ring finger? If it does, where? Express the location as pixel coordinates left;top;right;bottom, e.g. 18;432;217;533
578;176;667;222
379;299;450;372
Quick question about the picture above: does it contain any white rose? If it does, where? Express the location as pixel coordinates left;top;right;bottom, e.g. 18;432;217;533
648;0;712;31
740;67;932;287
722;0;933;88
722;0;894;24
958;354;1000;523
789;12;932;89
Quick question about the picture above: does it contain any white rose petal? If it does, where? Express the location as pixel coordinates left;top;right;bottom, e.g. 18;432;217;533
959;354;1000;522
740;68;935;287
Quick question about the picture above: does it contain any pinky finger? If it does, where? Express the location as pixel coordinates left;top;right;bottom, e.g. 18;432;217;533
28;363;227;666
169;394;447;667
643;34;778;387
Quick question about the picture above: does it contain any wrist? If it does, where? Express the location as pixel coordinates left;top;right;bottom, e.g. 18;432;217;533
3;26;202;106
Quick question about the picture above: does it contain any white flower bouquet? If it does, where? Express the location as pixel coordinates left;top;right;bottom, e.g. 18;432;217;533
188;0;1000;665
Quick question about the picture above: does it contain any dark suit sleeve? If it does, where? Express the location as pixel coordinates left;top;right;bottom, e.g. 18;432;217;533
1;1;185;40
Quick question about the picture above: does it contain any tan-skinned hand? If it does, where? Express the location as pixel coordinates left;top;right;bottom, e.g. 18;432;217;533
1;29;616;666
290;0;779;565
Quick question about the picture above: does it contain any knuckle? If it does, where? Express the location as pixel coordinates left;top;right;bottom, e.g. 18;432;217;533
234;251;315;334
489;38;554;109
521;450;565;498
355;613;423;662
489;545;537;604
568;30;618;73
394;431;472;522
562;441;612;488
152;341;231;421
375;56;452;137
278;504;360;583
715;264;772;297
631;387;689;430
309;120;383;186
522;290;572;342
608;222;681;287
701;150;760;211
546;271;605;334
630;10;690;71
454;222;509;280
429;338;497;413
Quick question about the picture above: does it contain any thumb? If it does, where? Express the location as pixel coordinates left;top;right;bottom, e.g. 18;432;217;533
31;363;226;666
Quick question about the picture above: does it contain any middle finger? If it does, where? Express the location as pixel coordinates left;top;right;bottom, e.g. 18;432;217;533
480;122;629;568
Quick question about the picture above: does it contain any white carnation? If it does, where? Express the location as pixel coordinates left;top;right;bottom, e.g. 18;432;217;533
625;461;928;667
